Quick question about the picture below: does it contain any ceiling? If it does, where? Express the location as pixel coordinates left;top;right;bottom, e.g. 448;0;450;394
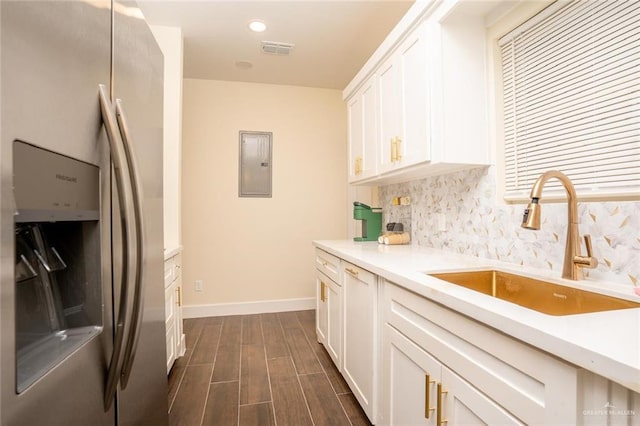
137;1;414;90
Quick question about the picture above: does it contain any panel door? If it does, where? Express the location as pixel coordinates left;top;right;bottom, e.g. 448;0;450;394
348;94;364;182
316;272;329;345
399;23;430;167
377;56;402;174
343;264;376;422
348;76;378;183
165;280;177;373
381;324;441;426
174;262;185;358
325;278;342;368
360;75;378;180
441;367;524;425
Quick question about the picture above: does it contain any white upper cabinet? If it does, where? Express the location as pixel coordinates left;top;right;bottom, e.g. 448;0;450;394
377;55;401;174
378;21;430;175
348;75;378;183
344;0;492;185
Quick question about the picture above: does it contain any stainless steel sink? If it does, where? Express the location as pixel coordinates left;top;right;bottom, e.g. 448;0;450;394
428;270;640;316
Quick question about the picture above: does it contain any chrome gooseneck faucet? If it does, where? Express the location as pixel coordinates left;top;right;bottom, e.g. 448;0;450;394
521;170;598;280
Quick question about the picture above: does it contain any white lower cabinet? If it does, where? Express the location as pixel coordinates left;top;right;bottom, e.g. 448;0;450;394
313;248;640;425
164;279;177;372
164;252;185;373
316;271;342;367
315;249;342;368
380;279;580;425
384;323;523;425
342;262;378;423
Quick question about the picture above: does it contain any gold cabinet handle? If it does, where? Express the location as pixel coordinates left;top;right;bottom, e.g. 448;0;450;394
395;137;402;161
390;137;397;162
425;373;436;419
320;281;326;302
437;383;448;426
354;156;363;175
176;286;182;307
321;260;328;267
345;267;359;277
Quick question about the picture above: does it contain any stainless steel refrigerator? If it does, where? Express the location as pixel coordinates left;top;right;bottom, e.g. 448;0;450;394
0;1;168;424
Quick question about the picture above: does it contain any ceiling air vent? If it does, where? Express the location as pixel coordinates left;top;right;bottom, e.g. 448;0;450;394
261;41;295;56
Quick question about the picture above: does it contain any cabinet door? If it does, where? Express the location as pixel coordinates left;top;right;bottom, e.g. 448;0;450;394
325;278;342;367
399;23;430;167
176;256;185;358
361;76;378;180
441;367;524;425
348;76;378;183
316;271;342;368
382;324;441;426
348;95;364;182
343;263;377;422
382;323;523;426
165;280;177;373
377;22;430;175
316;272;329;345
377;56;402;174
174;279;185;358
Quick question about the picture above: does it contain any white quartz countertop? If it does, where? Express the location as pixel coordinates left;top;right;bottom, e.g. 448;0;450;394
313;240;640;394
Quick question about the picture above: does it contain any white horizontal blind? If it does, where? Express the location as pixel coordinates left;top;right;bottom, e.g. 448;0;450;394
500;0;640;200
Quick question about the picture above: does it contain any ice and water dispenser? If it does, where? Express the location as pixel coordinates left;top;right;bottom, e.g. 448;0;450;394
13;141;102;392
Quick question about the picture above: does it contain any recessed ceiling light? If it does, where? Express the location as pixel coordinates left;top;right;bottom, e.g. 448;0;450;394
248;20;267;33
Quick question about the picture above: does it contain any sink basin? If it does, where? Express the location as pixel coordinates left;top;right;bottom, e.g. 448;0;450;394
428;270;640;316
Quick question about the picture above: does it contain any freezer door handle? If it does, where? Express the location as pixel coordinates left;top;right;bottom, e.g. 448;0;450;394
98;84;137;411
115;98;146;389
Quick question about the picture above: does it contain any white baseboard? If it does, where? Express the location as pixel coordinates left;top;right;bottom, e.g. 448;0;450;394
182;297;316;318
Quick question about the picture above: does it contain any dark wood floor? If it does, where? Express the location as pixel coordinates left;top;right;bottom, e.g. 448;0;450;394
168;310;372;426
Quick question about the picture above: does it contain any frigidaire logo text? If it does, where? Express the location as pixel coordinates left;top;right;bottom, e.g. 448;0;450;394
55;173;77;183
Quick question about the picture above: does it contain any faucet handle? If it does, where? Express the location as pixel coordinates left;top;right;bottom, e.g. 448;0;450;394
575;234;598;269
583;235;594;257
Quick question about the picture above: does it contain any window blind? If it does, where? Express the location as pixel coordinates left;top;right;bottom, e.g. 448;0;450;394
499;0;640;200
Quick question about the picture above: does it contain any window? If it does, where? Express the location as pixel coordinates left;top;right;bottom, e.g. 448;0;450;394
500;0;639;201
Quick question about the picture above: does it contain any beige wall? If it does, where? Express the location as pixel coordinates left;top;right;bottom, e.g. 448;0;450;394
181;78;347;307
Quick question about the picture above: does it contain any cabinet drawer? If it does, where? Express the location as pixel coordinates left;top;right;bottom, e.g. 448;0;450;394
382;280;579;425
343;261;375;286
164;255;181;288
315;249;341;284
164;257;175;288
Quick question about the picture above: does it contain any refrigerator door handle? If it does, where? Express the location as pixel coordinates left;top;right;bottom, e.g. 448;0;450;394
114;98;146;389
98;84;137;411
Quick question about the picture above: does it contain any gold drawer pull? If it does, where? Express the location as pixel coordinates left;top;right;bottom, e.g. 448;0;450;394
320;281;326;302
425;373;435;419
437;383;448;426
176;286;182;307
345;268;359;277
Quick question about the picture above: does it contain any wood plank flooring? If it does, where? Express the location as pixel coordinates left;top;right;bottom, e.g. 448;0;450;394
168;310;371;426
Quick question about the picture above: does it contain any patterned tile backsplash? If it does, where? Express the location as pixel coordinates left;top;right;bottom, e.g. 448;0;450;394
378;166;640;292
